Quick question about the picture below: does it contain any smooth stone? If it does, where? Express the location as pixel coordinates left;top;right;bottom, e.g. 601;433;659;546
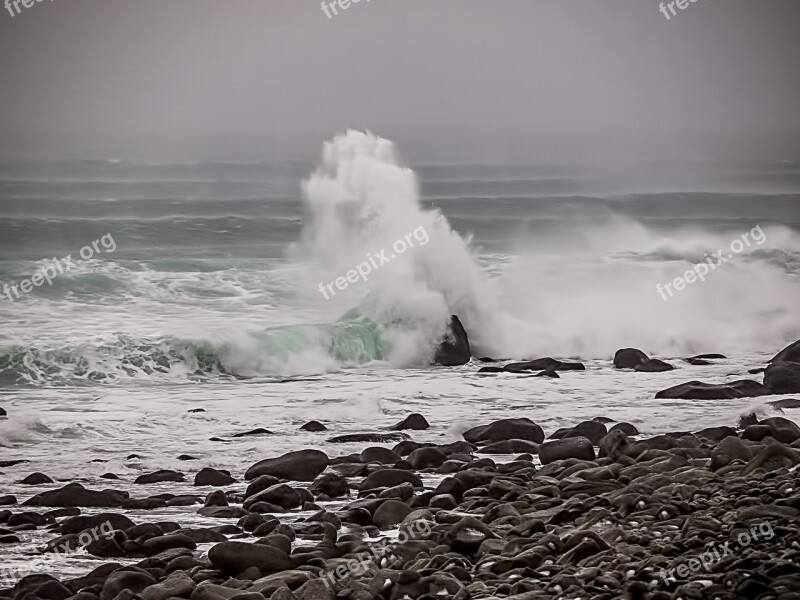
613;348;649;369
389;413;430;430
245;449;329;482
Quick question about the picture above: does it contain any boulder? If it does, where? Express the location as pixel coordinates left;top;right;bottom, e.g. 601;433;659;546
372;499;411;529
389;413;430;430
243;484;302;510
245;449;329;481
655;379;772;399
433;315;471;366
100;569;157;600
194;468;236;487
634;359;675;372
771;339;800;363
300;421;326;432
504;358;585;372
23;483;124;508
764;361;800;394
538;437;596;464
309;473;349;499
135;470;185;484
208;541;295;574
359;447;400;464
463;418;545;444
359;469;423;492
613;348;649;369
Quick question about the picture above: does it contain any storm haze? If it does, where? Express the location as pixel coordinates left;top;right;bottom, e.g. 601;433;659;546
0;0;798;162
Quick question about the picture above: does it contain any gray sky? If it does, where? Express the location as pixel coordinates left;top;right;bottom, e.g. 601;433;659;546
0;0;798;162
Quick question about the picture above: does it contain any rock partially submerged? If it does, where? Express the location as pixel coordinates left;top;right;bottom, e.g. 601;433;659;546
433;315;471;366
764;361;800;394
655;379;772;399
503;357;585;372
613;348;649;369
463;418;545;444
244;449;329;482
771;338;800;363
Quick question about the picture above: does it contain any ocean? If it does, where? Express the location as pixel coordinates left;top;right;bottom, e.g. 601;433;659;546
1;130;799;579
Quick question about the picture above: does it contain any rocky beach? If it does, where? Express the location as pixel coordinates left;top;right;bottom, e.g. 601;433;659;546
2;336;799;600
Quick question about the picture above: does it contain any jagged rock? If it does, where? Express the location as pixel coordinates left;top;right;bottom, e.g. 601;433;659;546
208;541;295;574
433;315;471;366
389;413;430;430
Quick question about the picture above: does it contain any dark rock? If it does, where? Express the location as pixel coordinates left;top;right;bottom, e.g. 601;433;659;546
194;468;236;487
613;348;649;369
389;413;430;430
300;420;326;432
359;446;400;464
309;473;349;498
20;472;54;485
463;418;545;444
0;495;17;505
769;398;800;409
135;470;185;484
208;540;295;574
372;499;411;529
359;469;423;492
177;455;198;461
609;422;639;436
534;370;560;378
23;483;124;508
634;359;675;372
433;315;471;366
100;569;157;600
243;483;302;510
244;449;329;482
690;353;727;360
563;420;607;444
327;432;409;443
539;437;596;464
477;366;505;373
744;417;800;443
685;357;712;365
771;339;800;363
655;379;772;399
764;361;800;394
481;439;540;454
141;571;196;600
696;426;737;442
744;443;800;474
408;447;447;469
504;357;585;372
232;428;273;438
188;408;205;413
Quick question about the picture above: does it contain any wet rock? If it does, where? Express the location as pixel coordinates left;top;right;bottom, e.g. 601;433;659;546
408;447;447;469
744;443;800;474
232;428;274;438
539;437;596;464
309;473;349;499
769;398;800;410
613;348;649;369
245;449;329;482
389;413;430;430
141;571;196;600
764;361;800;394
20;472;53;484
463;418;545;444
208;540;295;574
696;425;737;442
300;420;326;432
771;339;800;363
655;379;772;399
710;436;753;470
534;369;560;377
433;315;471;366
553;420;607;444
177;455;198;461
477;366;504;373
634;358;675;372
372;499;412;529
327;432;409;443
245;475;282;498
504;357;585;372
359;469;423;492
244;483;302;510
135;470;185;484
61;512;134;534
194;468;236;487
743;417;800;443
23;483;124;508
0;495;17;505
481;439;540;454
360;446;400;464
188;408;205;413
100;569;157;600
609;422;638;436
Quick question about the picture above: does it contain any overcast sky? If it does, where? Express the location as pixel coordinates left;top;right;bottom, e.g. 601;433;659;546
0;0;798;162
